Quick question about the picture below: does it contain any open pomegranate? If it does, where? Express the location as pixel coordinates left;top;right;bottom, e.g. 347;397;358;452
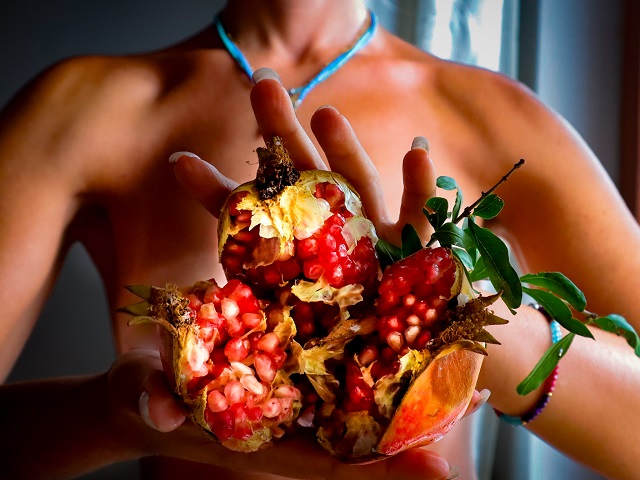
122;137;504;459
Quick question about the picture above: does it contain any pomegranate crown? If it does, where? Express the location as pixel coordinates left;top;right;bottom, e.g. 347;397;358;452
255;137;301;200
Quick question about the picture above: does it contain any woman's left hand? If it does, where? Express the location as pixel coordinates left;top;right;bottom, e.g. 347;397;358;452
172;67;437;247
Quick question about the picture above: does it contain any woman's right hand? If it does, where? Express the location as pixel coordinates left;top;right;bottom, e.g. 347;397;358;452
106;349;456;480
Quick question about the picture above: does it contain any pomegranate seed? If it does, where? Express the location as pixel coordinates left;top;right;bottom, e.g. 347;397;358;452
233;228;258;244
207;390;229;413
406;314;421;326
256;332;280;353
297;237;318;259
274;384;301;399
241;375;265;396
235;211;253;224
358;345;378;366
246;405;263;422
413;330;432;350
404;325;421;344
224;381;246;404
224;239;246;257
303;259;323;279
220;252;243;275
230;361;253;377
295;317;316;341
328;213;346;227
403;294;416;307
380;347;396;363
318;234;337;252
221;298;240;319
247;331;264;350
425;264;441;284
224;337;250;362
386;331;404;352
323;183;346;210
197;303;218;322
279;258;301;280
262;398;283;418
186;294;203;312
208;409;234;440
254;353;276;383
278;397;294;418
242;312;263;329
261;264;283;286
325;264;343;285
269;347;287;369
225;316;245;337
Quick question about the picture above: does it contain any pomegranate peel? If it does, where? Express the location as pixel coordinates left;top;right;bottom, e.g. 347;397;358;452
123;280;305;452
217;137;379;305
310;250;503;461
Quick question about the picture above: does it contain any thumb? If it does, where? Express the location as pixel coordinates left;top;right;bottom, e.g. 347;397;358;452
139;369;187;433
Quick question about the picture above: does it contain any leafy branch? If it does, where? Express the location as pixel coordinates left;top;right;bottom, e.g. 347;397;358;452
376;160;640;395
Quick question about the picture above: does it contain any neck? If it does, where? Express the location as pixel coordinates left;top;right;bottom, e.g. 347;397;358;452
219;0;370;62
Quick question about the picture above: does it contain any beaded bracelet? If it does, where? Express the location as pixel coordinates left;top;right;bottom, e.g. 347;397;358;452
494;304;562;426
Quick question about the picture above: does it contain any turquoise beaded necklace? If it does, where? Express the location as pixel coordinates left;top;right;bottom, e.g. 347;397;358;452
214;11;378;109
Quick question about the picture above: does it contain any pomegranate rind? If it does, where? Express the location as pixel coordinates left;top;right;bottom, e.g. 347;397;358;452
312;251;502;461
375;347;483;455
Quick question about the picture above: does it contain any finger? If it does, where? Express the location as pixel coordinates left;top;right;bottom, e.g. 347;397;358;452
140;370;187;433
170;151;238;218
331;448;453;480
250;68;326;170
217;432;453;480
463;388;491;418
309;105;392;228
397;137;437;240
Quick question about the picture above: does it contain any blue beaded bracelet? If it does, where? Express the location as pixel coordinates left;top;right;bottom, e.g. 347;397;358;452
495;304;562;426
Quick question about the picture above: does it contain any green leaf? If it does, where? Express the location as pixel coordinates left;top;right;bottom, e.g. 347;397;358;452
401;224;423;258
472;194;504;219
435;176;463;221
517;333;575;395
467;218;522;310
593;314;640;356
452;247;474;270
520;272;587;312
468;256;490;283
523;288;594;339
436;176;458;190
431;223;474;250
375;238;402;269
424;197;448;230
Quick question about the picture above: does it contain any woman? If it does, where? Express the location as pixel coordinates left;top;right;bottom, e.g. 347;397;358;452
1;1;638;478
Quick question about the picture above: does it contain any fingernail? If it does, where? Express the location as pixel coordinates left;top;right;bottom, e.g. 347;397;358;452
447;465;461;479
468;389;492;416
252;67;282;84
411;136;430;152
139;391;160;431
169;151;200;164
316;104;338;112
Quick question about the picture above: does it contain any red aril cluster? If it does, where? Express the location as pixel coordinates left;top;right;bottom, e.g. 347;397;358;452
220;180;378;296
150;279;303;447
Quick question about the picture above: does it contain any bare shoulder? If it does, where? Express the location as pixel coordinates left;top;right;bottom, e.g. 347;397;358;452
0;52;182;191
372;31;576;167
